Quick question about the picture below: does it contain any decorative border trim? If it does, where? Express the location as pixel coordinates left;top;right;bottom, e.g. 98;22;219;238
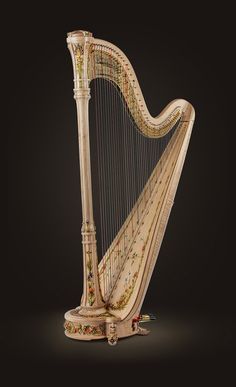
64;321;106;336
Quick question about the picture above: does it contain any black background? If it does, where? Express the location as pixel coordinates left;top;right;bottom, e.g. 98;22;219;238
6;2;233;385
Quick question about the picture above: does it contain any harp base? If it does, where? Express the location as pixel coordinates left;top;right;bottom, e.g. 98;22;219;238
64;308;149;345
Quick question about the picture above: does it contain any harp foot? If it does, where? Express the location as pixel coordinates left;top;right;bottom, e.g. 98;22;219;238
107;322;118;346
137;326;150;336
108;337;118;346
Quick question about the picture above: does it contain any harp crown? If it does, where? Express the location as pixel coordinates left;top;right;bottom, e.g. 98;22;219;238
67;30;93;41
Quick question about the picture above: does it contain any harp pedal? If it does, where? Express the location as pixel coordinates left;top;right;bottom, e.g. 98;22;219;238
139;313;157;322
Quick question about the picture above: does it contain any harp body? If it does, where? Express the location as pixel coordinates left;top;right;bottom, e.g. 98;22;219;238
64;31;195;345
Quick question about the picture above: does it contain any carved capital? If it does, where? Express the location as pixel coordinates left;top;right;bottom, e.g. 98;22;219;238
67;30;94;90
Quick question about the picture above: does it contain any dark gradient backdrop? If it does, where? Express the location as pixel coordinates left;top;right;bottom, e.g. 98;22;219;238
6;3;232;385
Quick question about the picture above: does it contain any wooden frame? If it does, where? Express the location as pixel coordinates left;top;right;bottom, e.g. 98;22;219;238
64;30;195;345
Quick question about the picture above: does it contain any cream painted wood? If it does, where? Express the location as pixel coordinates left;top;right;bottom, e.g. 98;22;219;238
64;30;195;345
67;32;106;316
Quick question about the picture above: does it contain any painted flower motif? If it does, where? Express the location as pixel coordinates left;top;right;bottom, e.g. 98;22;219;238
87;256;93;271
64;321;76;334
86;255;96;306
84;325;91;334
109;269;140;311
88;283;95;306
65;322;105;336
89;287;94;294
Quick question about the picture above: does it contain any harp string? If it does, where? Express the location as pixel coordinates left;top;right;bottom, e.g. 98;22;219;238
109;60;115;287
92;46;178;297
109;57;117;287
122;64;130;254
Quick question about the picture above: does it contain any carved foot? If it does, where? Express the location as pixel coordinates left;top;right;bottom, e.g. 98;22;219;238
107;322;118;346
137;326;150;336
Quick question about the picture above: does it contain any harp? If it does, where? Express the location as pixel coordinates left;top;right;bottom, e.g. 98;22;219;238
64;30;195;345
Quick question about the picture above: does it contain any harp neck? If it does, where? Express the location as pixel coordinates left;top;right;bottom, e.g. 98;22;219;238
67;30;194;130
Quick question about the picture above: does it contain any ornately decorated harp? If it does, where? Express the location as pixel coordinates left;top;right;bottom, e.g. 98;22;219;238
64;30;195;345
